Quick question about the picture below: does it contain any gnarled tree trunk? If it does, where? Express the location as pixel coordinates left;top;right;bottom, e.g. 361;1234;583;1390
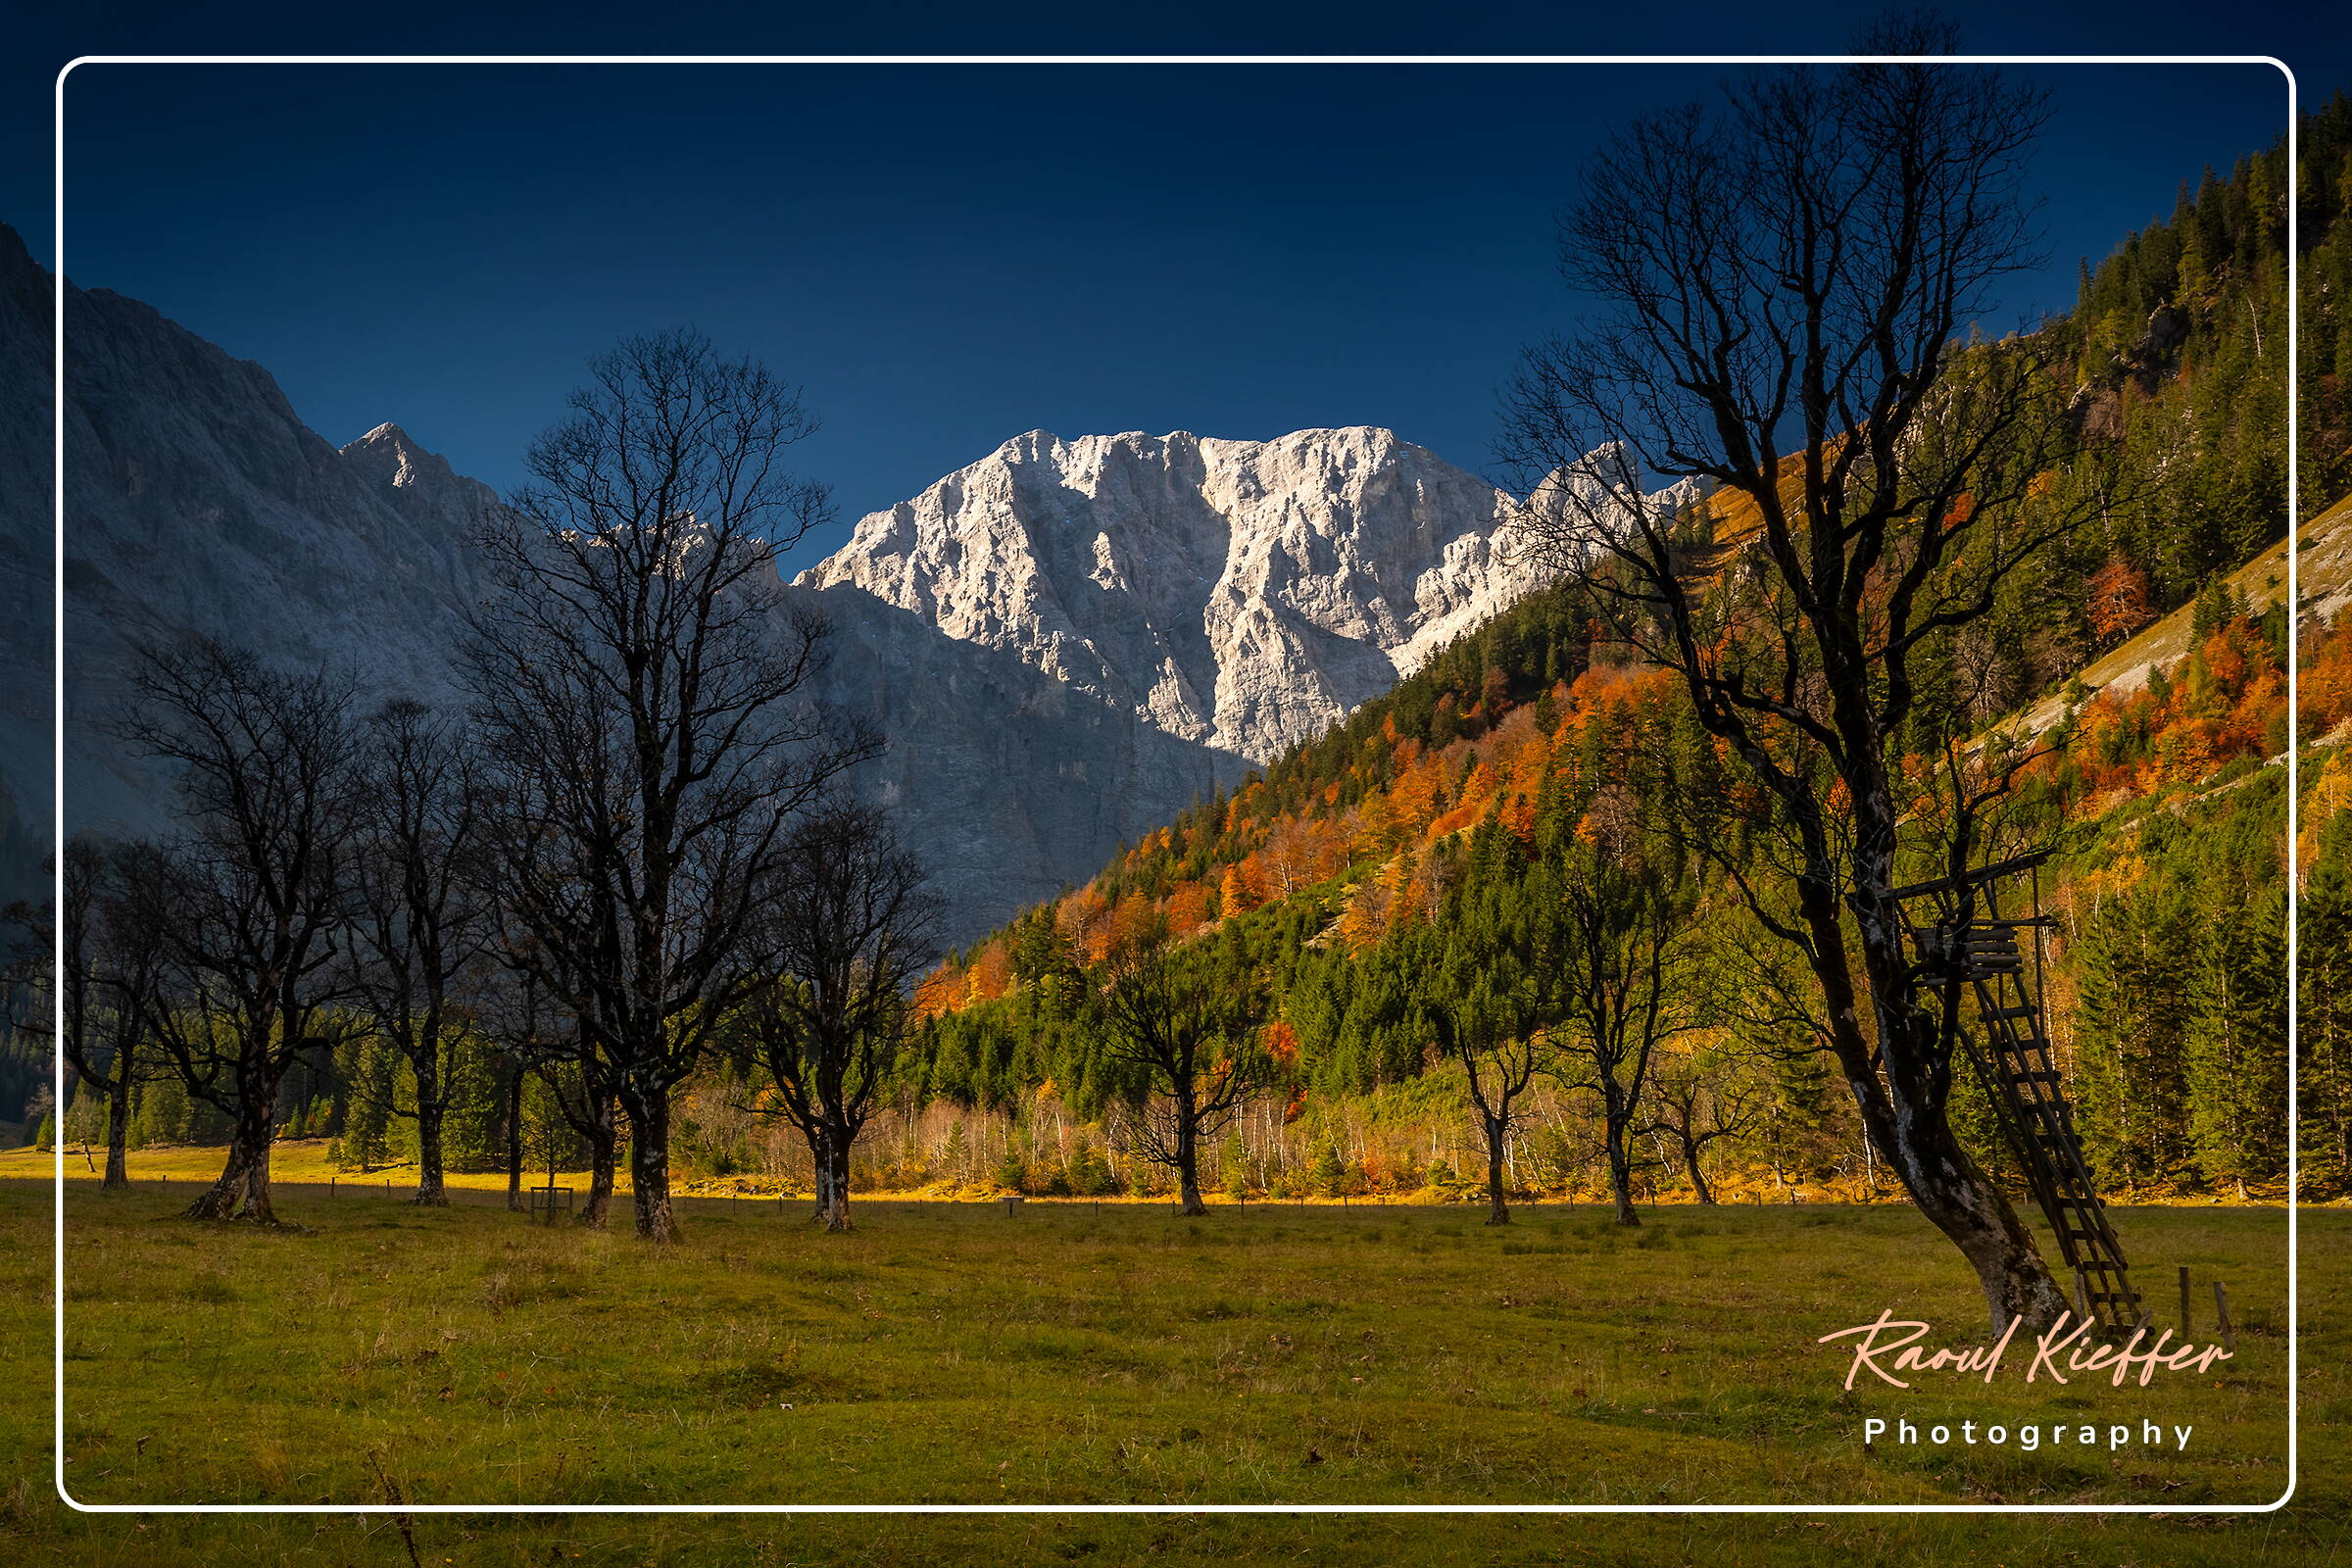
812;1125;854;1232
578;1090;617;1229
102;1068;131;1190
624;1084;679;1244
189;1065;281;1224
411;1049;447;1206
1601;1081;1640;1228
1481;1111;1511;1226
1678;1135;1715;1205
1850;869;2068;1334
1174;1099;1206;1217
504;1066;524;1213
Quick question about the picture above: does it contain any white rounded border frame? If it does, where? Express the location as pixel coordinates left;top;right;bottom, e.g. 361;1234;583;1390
48;47;2306;1517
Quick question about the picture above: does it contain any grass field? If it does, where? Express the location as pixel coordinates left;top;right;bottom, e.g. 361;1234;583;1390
0;1170;2341;1564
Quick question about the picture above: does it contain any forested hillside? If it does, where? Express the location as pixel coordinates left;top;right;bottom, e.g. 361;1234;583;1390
880;106;2345;1209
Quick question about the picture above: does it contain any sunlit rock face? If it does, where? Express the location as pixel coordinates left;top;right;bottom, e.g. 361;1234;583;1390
797;425;1546;768
789;426;1565;940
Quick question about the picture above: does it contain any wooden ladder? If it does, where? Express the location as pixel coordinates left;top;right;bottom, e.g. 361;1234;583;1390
1899;854;2143;1333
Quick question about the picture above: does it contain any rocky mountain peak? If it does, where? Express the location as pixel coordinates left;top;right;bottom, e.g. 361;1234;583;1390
339;421;505;531
797;423;1546;763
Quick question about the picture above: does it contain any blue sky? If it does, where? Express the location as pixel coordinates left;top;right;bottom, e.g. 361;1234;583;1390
9;4;2339;573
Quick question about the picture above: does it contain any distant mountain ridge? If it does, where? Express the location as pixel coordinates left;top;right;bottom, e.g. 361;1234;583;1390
3;225;1579;939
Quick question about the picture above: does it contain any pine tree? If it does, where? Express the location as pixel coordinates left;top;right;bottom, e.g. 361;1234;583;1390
2182;883;2288;1195
335;1035;399;1173
1309;1140;1347;1199
2073;892;2194;1189
2298;820;2352;1199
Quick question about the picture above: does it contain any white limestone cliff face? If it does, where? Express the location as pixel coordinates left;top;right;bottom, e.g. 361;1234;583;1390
796;427;1549;765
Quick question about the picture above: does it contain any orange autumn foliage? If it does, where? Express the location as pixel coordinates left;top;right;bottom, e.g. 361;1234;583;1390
1164;880;1213;937
912;965;964;1021
964;943;1013;1005
2086;557;2158;646
2303;610;2352;741
1219;862;1256;916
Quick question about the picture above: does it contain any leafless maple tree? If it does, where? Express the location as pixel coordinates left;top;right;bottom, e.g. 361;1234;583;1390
112;637;367;1224
731;803;939;1232
1100;918;1280;1217
1545;858;1698;1227
465;329;873;1243
1497;29;2091;1327
60;835;172;1188
350;699;492;1205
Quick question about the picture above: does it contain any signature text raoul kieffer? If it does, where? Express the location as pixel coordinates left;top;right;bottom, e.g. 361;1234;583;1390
1818;1310;2234;1391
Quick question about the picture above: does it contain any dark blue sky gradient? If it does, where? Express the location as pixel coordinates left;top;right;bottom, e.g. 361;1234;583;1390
9;5;2338;572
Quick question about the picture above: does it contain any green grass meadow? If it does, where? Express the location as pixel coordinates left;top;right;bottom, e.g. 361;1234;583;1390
0;1172;2343;1564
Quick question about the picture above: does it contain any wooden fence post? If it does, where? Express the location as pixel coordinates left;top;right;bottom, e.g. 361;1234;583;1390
2214;1283;2235;1353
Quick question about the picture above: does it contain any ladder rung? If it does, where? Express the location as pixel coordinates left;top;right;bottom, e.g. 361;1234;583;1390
1985;1004;2035;1021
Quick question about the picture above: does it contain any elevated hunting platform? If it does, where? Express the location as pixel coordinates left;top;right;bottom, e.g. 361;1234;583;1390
1895;850;2144;1333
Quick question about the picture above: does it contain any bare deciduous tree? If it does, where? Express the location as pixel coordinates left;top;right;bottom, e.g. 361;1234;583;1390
113;637;366;1224
473;923;626;1226
1100;918;1281;1217
351;699;491;1205
1545;857;1698;1227
1428;880;1551;1226
61;836;172;1189
732;804;939;1232
2;877;54;1156
1644;1037;1770;1205
466;329;873;1243
1498;30;2086;1326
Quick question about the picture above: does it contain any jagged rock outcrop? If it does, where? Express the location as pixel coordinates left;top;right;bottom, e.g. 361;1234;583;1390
797;427;1550;765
